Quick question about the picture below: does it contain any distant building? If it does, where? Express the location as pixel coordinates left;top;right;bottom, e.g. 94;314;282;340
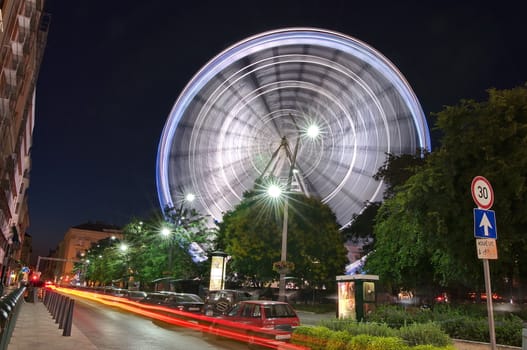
55;222;122;284
0;0;49;286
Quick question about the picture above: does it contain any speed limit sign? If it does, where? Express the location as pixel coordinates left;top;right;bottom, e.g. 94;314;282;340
471;176;494;209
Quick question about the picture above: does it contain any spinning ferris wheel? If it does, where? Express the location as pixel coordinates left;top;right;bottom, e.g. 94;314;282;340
156;28;431;228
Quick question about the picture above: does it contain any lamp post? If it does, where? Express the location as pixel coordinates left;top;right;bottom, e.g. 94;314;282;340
268;184;290;302
162;193;195;274
119;243;129;288
265;120;320;302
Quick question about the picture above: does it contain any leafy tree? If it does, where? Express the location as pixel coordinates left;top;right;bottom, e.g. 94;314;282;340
374;150;428;199
341;201;379;253
82;237;128;286
83;206;216;289
219;179;348;290
342;150;427;255
366;85;527;296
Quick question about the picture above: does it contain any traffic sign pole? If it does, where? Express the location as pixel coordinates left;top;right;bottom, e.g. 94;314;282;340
483;259;497;350
471;176;497;350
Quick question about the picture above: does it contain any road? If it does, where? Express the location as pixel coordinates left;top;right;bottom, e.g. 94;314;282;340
72;296;250;350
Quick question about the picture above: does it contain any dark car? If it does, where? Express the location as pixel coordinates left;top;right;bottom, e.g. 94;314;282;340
164;293;204;313
139;292;204;314
204;289;253;316
206;300;300;341
123;290;148;302
138;292;169;305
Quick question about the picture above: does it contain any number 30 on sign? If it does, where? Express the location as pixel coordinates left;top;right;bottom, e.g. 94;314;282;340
471;176;494;210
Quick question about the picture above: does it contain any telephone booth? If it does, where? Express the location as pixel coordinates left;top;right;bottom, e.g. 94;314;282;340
336;274;379;321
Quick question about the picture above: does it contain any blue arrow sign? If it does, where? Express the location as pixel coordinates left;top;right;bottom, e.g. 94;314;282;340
474;208;497;239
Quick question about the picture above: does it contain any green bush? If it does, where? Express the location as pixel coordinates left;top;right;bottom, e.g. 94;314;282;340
494;314;523;347
365;303;524;347
398;322;451;347
346;334;371;350
366;305;414;328
326;330;354;350
293;303;524;349
366;336;408;350
292;327;454;350
291;326;333;350
439;316;487;341
320;319;397;337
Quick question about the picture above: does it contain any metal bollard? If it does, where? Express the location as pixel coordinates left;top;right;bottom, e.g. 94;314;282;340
62;299;75;336
58;296;70;328
42;290;75;336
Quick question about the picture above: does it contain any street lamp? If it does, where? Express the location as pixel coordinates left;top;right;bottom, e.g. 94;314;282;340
160;227;171;237
262;118;321;302
118;242;130;289
267;184;282;198
162;193;195;273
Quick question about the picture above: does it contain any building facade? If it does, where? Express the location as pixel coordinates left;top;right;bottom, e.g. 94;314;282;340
0;0;49;285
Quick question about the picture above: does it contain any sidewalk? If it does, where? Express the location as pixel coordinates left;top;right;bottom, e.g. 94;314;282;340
8;300;97;350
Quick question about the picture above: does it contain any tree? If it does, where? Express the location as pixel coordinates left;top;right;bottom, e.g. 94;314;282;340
374;150;428;199
342;150;427;255
83;237;128;286
366;85;527;297
219;181;348;290
122;210;215;287
83;206;216;289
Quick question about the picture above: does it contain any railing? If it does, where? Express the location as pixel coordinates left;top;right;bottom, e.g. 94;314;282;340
0;286;26;350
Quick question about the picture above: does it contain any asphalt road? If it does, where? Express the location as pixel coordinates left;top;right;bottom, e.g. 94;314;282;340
72;296;251;350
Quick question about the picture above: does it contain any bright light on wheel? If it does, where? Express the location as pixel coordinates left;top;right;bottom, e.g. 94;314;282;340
267;185;282;198
306;124;320;139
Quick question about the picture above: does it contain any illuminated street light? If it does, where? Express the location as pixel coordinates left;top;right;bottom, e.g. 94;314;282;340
306;124;320;139
160;227;171;237
119;243;130;289
164;192;196;272
267;184;282;198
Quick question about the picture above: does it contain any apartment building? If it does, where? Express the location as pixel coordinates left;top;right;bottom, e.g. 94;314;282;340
0;0;48;284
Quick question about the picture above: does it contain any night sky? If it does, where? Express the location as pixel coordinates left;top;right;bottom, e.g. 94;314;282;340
29;1;526;261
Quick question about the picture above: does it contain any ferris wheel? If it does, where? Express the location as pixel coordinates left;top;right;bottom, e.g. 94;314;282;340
157;28;431;228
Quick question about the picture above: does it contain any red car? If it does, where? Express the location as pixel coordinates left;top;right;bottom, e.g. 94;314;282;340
207;300;300;341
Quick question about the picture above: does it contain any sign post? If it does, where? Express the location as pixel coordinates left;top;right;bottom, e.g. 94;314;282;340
471;176;497;350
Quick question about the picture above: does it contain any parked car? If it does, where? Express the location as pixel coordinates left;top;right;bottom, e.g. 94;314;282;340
204;289;253;316
123;290;148;302
164;293;204;313
138;292;169;306
139;292;204;314
205;300;300;341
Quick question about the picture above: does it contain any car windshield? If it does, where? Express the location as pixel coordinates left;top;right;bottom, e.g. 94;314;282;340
263;304;296;318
